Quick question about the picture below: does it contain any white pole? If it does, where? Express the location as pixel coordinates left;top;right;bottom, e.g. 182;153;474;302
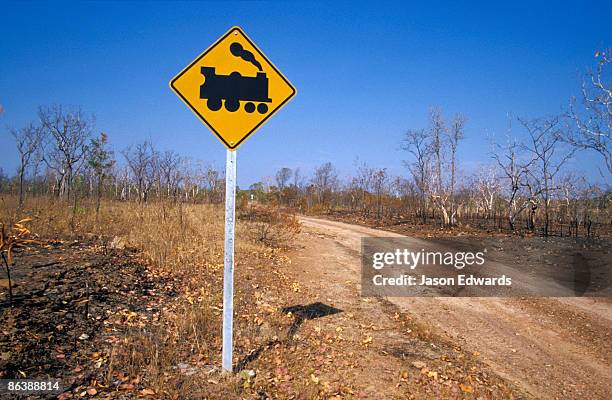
222;148;236;372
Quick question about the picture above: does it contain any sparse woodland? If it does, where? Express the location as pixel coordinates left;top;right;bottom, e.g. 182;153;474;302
257;51;611;238
1;50;610;240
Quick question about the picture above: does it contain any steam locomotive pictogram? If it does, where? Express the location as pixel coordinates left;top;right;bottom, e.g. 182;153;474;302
199;66;271;114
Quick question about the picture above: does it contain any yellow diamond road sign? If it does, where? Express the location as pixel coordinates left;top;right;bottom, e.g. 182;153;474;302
170;26;296;150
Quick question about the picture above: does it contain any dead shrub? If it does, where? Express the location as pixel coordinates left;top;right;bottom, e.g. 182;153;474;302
239;204;301;247
0;217;39;304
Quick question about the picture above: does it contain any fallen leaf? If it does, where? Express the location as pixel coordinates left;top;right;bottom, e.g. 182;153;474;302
118;383;135;391
460;383;474;393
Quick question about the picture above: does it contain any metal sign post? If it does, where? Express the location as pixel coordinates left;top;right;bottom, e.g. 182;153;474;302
169;26;295;373
222;149;236;372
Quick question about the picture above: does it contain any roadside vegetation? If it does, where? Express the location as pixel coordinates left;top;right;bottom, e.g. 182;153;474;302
0;194;308;398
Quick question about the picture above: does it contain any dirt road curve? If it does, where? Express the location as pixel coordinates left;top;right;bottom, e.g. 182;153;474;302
294;216;612;399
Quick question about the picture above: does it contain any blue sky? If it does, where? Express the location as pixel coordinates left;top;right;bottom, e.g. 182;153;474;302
1;1;610;186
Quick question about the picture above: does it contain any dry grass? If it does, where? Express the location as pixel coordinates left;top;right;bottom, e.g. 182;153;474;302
0;195;262;273
239;203;301;247
0;195;297;398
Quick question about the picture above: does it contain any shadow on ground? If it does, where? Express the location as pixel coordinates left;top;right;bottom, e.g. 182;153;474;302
235;302;342;372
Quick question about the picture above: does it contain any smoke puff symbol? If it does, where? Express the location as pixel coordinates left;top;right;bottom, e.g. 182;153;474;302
230;42;262;71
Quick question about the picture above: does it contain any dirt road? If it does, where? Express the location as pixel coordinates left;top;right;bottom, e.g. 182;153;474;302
291;216;612;399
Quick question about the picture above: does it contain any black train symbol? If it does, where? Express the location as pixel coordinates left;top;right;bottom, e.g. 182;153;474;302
200;42;271;114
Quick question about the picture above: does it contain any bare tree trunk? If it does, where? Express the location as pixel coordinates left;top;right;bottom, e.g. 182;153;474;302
18;166;25;211
1;252;13;305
